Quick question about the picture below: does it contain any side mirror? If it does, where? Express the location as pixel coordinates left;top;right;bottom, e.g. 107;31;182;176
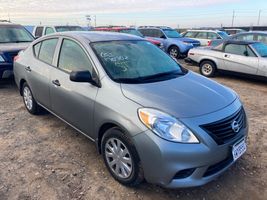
160;35;166;39
70;70;100;87
243;51;249;57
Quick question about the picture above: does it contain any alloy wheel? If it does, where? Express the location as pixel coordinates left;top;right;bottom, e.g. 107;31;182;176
23;86;33;111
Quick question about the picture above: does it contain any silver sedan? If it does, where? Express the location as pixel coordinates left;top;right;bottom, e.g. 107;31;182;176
14;32;248;188
187;40;267;79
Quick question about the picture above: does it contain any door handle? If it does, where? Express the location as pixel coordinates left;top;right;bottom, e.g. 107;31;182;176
25;66;31;72
224;54;230;58
52;79;61;87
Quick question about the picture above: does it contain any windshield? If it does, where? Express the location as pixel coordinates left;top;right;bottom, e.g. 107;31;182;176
55;26;84;32
218;31;229;39
163;29;182;38
91;40;185;83
0;26;34;43
119;29;143;37
251;42;267;57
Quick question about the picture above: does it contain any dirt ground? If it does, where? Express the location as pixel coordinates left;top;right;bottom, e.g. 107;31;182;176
0;61;267;200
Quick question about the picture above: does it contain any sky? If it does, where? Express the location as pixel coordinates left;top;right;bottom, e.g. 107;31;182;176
0;0;267;28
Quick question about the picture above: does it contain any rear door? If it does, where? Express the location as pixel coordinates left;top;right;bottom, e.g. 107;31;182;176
49;38;98;136
223;43;259;75
26;38;58;108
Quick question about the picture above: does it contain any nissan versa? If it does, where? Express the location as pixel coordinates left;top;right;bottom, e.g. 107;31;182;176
14;32;248;188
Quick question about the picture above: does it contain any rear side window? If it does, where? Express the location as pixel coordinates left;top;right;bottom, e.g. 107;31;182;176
58;39;93;73
234;34;254;41
257;34;267;43
207;32;218;39
44;27;55;35
225;44;255;57
139;29;149;36
35;26;43;37
38;39;58;65
184;31;197;38
195;32;208;39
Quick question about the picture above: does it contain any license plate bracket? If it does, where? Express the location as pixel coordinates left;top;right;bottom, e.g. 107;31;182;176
232;139;247;161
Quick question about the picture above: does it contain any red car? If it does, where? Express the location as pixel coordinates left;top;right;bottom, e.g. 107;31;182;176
94;26;164;49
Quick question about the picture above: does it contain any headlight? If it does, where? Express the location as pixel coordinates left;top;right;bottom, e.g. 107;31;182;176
138;108;199;143
0;55;5;62
159;43;164;49
182;42;193;46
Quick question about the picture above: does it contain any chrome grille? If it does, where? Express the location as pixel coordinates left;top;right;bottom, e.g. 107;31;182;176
201;107;246;145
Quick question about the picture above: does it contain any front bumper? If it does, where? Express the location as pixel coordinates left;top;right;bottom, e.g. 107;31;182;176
0;63;13;79
132;98;248;188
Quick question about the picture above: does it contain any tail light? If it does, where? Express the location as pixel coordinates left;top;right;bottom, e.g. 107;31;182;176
14;55;19;62
207;40;212;46
189;52;195;55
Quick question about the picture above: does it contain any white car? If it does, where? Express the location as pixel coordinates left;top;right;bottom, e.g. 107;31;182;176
186;40;267;79
182;30;229;46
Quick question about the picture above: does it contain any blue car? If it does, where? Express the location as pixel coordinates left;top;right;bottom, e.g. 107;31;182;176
0;22;34;80
138;26;200;58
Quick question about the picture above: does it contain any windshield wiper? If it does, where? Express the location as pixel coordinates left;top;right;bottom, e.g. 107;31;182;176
114;70;185;83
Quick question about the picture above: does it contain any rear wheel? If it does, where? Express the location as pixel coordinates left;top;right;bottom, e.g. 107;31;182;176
168;46;180;59
200;61;217;77
101;127;144;186
22;82;40;115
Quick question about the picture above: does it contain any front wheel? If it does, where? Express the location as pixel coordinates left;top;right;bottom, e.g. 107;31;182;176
200;61;217;77
168;46;180;59
22;82;40;115
101;127;144;186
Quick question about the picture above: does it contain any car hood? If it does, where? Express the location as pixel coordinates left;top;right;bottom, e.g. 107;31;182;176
170;37;199;43
121;72;237;118
0;42;31;53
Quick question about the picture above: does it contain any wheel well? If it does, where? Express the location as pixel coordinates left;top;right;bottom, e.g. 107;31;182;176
199;59;217;69
168;45;179;53
19;79;26;96
97;123;118;154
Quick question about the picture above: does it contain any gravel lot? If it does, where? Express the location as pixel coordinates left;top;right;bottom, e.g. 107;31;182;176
0;61;266;200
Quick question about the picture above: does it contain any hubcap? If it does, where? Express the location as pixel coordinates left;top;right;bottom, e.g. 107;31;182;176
202;63;213;75
170;48;178;58
105;138;133;179
23;87;33;110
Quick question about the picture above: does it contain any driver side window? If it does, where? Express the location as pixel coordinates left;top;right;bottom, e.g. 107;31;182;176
58;39;93;73
224;44;255;57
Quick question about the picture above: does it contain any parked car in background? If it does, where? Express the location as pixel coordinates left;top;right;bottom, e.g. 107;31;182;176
209;31;267;47
182;30;229;46
224;29;246;35
14;31;248;188
138;26;200;58
32;25;85;38
0;22;34;80
187;40;267;79
94;26;164;49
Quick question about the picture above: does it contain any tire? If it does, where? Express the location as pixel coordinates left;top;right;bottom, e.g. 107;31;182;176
22;82;40;115
168;46;180;59
101;127;144;186
200;60;217;77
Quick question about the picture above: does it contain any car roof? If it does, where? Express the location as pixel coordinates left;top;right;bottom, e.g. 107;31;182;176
224;39;258;45
186;30;222;32
46;31;143;42
0;22;23;27
235;31;267;35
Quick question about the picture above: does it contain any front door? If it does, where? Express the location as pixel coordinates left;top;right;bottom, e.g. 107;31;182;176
223;43;259;75
49;38;98;137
